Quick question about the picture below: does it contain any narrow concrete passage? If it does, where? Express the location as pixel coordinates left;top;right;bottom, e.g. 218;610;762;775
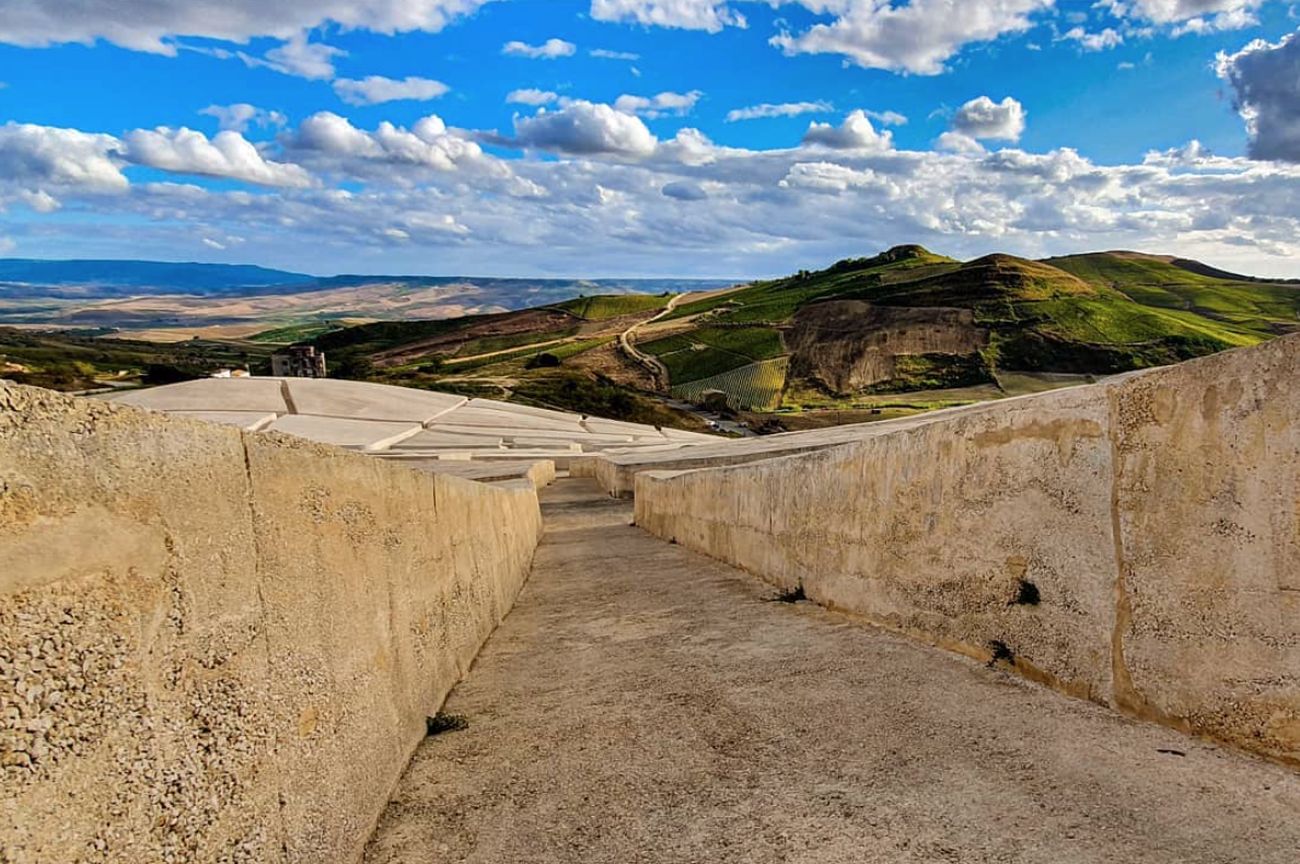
365;479;1300;864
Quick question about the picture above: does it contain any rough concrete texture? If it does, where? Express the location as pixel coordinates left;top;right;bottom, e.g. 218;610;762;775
366;480;1300;863
582;402;1015;497
168;410;279;431
0;382;543;864
635;335;1300;764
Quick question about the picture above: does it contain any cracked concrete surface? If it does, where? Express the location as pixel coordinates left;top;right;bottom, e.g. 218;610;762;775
364;478;1300;864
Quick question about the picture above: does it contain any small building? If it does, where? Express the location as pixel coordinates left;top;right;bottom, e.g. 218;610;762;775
271;346;328;378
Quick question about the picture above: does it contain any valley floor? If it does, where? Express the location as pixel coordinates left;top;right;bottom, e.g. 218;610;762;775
364;479;1300;864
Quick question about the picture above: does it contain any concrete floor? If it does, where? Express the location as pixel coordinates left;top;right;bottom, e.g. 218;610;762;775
364;479;1300;864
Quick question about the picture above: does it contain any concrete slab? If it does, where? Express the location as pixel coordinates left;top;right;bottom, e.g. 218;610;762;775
389;429;507;450
267;415;423;451
110;378;289;413
462;398;589;424
424;423;633;444
170;410;279;431
580;417;669;437
438;405;588;433
284;378;466;423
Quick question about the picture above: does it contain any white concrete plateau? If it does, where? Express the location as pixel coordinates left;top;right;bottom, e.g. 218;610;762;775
106;377;725;485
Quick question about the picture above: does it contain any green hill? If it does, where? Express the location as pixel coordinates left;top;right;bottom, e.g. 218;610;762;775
629;246;1297;413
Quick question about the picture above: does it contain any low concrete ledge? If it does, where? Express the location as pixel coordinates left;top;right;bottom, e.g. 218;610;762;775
0;383;544;863
634;335;1300;766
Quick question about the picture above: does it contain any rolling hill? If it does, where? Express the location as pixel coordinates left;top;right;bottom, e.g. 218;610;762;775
292;245;1298;427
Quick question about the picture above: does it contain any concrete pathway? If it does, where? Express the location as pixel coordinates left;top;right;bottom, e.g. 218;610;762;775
365;479;1300;864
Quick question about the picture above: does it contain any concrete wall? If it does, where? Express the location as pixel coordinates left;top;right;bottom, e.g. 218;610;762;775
0;382;542;863
635;335;1300;765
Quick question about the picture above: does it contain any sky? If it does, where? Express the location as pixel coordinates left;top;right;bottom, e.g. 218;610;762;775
1;0;1300;278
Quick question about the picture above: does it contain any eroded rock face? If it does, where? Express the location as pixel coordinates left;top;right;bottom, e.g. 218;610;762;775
786;300;988;395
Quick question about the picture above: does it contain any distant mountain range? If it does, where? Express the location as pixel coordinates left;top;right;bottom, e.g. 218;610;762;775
0;258;738;329
0;258;739;298
0;259;312;297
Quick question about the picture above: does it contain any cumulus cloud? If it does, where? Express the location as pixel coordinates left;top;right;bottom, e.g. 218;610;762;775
1102;0;1263;31
288;112;504;177
802;110;893;150
507;88;559;106
614;90;703;117
0;122;127;194
726;100;834;122
511;100;658;156
589;0;746;32
502;38;577;59
199;103;286;133
952;95;1026;141
771;0;1053;75
1216;31;1300;162
120;127;314;187
0;0;492;53
333;76;450;106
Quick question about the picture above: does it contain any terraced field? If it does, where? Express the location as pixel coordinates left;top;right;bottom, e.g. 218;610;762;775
554;294;674;321
639;325;786;383
672;357;791;411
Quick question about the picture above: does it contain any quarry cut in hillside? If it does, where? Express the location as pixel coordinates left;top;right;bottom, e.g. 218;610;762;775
786;300;988;395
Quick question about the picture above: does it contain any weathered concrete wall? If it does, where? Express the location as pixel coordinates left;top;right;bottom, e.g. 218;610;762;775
635;336;1300;764
0;383;542;863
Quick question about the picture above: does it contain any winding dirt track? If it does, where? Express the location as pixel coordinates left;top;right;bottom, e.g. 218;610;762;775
365;479;1300;864
618;293;683;390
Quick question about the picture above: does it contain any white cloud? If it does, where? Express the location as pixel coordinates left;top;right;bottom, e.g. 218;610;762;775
512;100;658;156
867;109;909;126
0;122;127;194
120;127;315;187
200;103;286;133
591;48;641;60
1216;31;1300;162
1060;26;1124;50
1103;0;1263;29
935;131;986;155
726;100;834;122
770;0;1053;75
502;38;577;59
507;88;560;106
802;110;893;150
261;32;344;79
0;0;493;53
333;76;450;106
952;95;1026;141
614;90;703;117
589;0;747;32
288;112;504;177
18;189;61;213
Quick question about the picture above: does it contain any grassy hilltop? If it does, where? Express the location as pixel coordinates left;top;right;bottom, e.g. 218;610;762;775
5;245;1296;430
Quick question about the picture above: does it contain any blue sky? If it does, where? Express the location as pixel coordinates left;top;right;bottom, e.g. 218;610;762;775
1;1;1300;277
